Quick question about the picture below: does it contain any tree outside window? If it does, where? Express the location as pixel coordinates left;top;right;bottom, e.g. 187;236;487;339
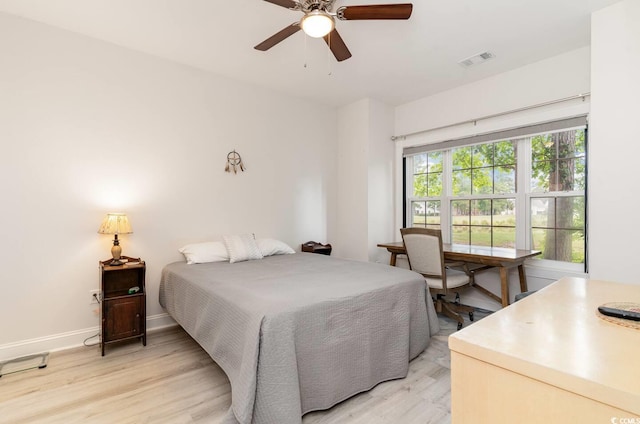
531;129;586;263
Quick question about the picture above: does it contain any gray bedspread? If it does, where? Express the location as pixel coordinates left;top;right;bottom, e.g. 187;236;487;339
159;253;439;424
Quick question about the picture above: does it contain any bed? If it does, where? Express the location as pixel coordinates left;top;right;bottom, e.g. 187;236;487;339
159;252;440;424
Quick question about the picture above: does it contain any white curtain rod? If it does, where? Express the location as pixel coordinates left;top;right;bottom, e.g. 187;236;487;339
391;92;591;142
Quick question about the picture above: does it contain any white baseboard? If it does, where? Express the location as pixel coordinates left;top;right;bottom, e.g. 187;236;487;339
0;313;177;361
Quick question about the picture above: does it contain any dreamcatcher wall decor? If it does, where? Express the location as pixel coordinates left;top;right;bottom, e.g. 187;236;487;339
225;150;245;174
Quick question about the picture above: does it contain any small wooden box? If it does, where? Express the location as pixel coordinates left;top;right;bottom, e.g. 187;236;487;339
301;241;332;255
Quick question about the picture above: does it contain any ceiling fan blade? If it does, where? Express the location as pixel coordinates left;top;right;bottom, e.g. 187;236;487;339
263;0;299;9
323;29;352;62
254;23;301;51
337;3;413;20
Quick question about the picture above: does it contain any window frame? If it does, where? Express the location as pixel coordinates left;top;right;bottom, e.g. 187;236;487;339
404;124;587;273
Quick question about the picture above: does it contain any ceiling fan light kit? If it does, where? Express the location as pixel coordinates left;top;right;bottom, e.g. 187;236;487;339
301;10;335;38
256;0;413;61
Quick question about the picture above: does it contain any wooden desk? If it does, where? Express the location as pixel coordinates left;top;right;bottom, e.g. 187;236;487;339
377;242;540;307
449;277;640;423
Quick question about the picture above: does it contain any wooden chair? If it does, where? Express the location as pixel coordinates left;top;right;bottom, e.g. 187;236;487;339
401;228;475;330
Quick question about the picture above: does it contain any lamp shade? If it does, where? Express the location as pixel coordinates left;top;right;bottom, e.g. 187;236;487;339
98;213;133;235
300;10;335;38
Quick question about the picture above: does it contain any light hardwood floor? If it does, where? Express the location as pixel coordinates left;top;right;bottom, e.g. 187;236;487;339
0;314;481;424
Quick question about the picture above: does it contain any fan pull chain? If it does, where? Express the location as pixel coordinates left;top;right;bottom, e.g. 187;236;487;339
327;32;332;76
303;33;308;68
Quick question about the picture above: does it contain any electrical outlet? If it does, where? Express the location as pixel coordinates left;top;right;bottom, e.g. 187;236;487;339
89;289;100;304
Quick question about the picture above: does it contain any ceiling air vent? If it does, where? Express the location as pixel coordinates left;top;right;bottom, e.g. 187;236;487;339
458;51;495;68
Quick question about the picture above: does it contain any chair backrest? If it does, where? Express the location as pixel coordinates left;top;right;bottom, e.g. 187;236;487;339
400;227;445;279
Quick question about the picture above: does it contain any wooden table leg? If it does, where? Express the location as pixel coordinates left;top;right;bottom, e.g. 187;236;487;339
499;267;510;308
518;264;528;293
390;252;397;267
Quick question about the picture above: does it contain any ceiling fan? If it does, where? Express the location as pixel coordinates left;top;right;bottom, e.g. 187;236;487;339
255;0;413;62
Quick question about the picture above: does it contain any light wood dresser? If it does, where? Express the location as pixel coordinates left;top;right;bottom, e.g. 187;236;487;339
449;277;640;423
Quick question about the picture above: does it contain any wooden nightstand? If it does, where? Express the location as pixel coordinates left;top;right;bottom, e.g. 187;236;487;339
301;241;332;255
99;256;146;356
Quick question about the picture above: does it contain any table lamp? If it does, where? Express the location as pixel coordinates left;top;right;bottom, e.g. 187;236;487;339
98;213;133;265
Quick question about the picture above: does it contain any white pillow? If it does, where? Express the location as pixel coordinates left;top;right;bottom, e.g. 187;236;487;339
257;239;295;257
178;241;229;264
223;234;263;264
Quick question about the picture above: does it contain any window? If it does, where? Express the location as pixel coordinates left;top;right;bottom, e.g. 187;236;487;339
404;118;587;268
451;141;517;196
450;140;517;248
410;151;442;229
451;198;516;247
530;129;586;263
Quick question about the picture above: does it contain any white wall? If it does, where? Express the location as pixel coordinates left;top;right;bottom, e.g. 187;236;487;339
393;48;592;311
367;99;396;264
335;100;369;261
334;98;395;262
0;13;337;358
589;0;640;284
395;47;592;139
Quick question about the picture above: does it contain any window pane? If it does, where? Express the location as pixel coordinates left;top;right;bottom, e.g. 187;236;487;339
531;196;584;264
556;158;586;191
573;156;586;191
531;228;552;256
573;129;586;156
558;130;583;159
531;198;554;228
451;200;469;225
425;201;441;228
413;152;443;198
556;196;584;229
493;199;516;227
493;227;516;248
470;199;491;226
452;198;516;248
452;146;472;170
532;135;554;162
554;229;580;263
494;140;516;165
472;168;493;194
495;166;515;194
567;230;585;263
531;226;584;264
413;174;427;197
557;158;581;191
470;227;491;246
452;226;469;244
452;169;471;196
531;129;586;194
427;172;442;196
542;230;584;263
428;151;443;171
413;153;427;174
472;144;493;168
574;196;585;228
531;160;552;193
412;201;426;227
454;140;519;197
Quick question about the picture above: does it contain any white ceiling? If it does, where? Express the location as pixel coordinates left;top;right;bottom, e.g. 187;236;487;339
0;0;621;107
